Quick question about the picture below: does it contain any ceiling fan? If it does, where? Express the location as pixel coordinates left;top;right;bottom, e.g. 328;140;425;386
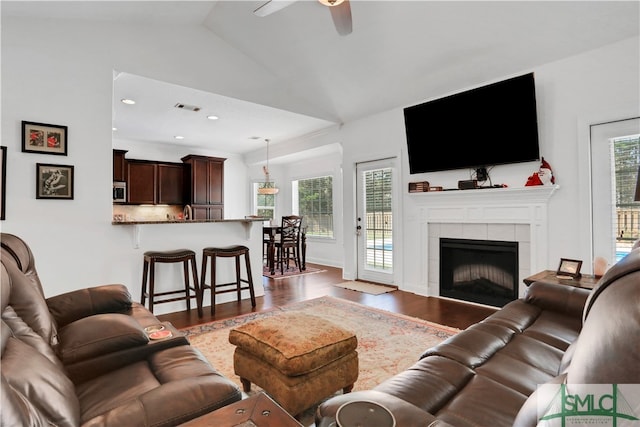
253;0;352;36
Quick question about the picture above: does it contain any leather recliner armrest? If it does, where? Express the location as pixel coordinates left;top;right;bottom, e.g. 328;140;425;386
64;323;189;384
56;313;148;365
524;281;590;318
46;284;132;328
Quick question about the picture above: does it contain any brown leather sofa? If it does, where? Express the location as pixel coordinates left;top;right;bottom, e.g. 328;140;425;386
1;232;242;426
316;248;640;427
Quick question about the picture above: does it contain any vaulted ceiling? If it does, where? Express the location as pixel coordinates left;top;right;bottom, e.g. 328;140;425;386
3;1;639;155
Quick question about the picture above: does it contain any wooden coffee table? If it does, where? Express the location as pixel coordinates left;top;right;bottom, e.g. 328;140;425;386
180;392;303;427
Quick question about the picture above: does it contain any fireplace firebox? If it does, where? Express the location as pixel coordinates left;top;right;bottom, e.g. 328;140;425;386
439;238;518;307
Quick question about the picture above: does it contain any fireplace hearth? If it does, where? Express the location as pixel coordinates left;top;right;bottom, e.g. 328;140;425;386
440;238;518;307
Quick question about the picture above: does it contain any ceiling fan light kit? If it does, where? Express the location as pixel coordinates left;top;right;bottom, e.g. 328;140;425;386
318;0;345;6
254;0;352;36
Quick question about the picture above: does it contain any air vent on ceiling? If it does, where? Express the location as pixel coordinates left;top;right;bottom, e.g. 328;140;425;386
174;103;201;112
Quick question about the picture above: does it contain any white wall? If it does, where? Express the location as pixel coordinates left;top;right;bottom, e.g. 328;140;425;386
0;17;278;310
2;12;638;305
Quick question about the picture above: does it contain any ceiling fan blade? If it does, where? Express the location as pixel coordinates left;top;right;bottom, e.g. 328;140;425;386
329;0;352;36
253;0;297;17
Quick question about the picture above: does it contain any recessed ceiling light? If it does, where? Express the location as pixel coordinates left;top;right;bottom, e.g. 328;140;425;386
112;127;118;131
207;115;219;120
121;98;136;105
174;135;185;140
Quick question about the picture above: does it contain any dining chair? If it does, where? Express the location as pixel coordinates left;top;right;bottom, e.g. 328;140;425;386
275;215;303;274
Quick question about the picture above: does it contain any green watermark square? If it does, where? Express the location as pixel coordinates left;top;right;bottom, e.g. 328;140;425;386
537;384;640;426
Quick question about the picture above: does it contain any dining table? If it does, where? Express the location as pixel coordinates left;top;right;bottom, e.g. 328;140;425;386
263;225;307;275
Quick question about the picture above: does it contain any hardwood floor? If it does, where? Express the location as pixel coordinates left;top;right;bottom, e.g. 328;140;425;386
158;263;498;330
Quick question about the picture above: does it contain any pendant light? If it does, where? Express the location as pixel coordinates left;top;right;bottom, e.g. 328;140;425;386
257;138;279;195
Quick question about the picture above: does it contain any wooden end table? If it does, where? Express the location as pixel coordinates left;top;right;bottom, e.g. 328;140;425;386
523;270;600;290
180;392;303;427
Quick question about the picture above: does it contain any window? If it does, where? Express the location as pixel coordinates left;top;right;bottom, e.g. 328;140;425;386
253;182;276;221
363;167;393;270
613;134;640;259
293;176;333;238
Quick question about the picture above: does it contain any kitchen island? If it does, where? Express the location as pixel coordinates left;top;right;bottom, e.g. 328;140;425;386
112;218;265;315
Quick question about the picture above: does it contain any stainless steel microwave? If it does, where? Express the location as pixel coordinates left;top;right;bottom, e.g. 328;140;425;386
113;181;126;203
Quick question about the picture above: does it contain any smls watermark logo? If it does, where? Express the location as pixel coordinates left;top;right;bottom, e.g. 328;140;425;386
537;384;640;426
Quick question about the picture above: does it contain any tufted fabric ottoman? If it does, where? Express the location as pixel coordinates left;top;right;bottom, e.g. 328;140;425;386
228;311;359;417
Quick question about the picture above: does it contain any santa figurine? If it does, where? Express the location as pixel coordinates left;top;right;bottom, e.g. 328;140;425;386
525;157;555;186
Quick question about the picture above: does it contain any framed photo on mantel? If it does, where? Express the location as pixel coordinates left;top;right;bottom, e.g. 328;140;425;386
22;121;68;155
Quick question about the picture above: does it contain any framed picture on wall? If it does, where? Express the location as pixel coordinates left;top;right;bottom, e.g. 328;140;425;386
36;163;74;200
1;146;6;220
556;258;582;279
22;121;68;155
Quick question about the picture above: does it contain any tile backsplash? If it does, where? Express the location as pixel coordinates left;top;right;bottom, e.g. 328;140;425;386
113;205;184;222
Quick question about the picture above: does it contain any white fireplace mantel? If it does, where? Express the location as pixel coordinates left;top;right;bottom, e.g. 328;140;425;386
412;184;558;209
413;185;560;301
414;185;558;224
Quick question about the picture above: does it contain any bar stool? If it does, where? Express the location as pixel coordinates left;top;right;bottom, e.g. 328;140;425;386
141;249;202;316
200;245;256;315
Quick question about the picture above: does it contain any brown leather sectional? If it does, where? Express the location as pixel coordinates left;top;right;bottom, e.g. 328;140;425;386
316;247;640;426
0;232;242;426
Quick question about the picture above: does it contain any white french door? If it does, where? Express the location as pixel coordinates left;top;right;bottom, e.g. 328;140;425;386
355;158;397;285
590;117;640;264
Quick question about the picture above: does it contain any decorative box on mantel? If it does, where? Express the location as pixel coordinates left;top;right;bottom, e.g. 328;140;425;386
408;181;430;193
412;184;560;300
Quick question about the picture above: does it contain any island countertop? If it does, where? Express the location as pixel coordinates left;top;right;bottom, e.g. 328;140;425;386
112;218;265;225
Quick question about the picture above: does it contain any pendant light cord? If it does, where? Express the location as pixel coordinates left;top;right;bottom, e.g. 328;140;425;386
265;138;270;178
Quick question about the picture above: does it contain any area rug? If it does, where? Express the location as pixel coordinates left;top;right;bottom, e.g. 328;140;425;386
181;296;459;424
262;264;326;279
333;280;397;295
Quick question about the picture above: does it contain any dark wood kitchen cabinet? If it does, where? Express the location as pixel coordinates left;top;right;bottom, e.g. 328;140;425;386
127;160;184;205
157;163;184;205
127;160;156;204
181;155;225;219
113;149;128;182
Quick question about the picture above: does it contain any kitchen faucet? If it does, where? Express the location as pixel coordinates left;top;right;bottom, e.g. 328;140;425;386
183;204;192;220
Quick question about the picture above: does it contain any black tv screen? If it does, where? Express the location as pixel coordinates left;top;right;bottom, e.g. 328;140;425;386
404;73;540;174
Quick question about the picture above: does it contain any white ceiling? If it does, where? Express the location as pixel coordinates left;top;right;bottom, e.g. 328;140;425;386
112;71;336;156
3;1;639;157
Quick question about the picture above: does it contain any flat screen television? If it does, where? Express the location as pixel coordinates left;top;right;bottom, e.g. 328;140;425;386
404;73;540;175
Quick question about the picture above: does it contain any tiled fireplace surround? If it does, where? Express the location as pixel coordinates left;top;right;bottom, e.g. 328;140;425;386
416;185;558;301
